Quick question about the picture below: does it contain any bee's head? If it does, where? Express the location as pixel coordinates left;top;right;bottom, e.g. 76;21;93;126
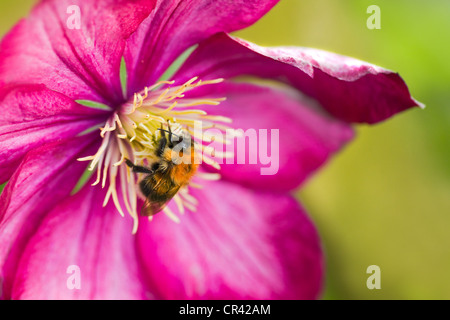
157;128;190;150
157;128;194;165
170;135;190;152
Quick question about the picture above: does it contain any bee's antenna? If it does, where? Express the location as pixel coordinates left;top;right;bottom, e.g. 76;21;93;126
157;128;181;138
167;119;173;143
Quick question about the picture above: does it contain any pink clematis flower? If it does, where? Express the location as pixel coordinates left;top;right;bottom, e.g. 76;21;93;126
0;0;421;300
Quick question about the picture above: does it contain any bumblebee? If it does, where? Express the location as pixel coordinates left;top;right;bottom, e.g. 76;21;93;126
125;123;199;216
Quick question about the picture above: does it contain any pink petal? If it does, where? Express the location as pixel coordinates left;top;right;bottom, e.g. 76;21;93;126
0;115;101;183
185;81;354;191
0;83;104;126
0;0;154;103
176;33;423;124
124;0;279;92
8;180;150;300
0;137;96;299
0;83;106;183
136;180;323;299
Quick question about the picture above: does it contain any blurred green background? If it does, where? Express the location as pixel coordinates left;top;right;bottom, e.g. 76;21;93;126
1;0;449;299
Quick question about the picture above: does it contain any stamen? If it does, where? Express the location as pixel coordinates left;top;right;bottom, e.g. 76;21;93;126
188;182;204;189
196;172;222;181
113;154;126;167
163;206;181;224
78;77;229;233
201;155;221;170
181;200;197;212
173;194;185;215
179;188;199;206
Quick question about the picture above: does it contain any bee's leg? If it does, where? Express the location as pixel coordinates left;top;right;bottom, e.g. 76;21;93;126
139;179;152;200
125;159;154;174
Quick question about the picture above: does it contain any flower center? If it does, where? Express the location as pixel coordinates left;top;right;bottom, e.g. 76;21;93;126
78;77;232;233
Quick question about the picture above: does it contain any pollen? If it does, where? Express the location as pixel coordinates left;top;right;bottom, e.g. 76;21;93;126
78;77;232;233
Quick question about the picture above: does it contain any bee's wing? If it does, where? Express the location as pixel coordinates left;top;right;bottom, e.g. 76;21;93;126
140;171;182;217
141;198;169;217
